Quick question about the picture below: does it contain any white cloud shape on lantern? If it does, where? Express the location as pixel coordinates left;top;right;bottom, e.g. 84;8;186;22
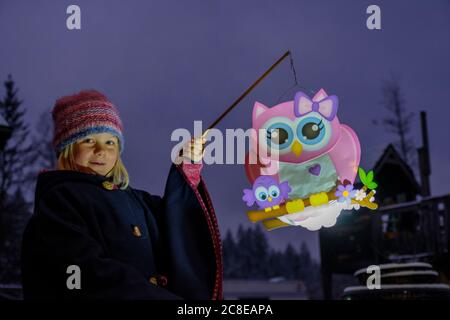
278;201;354;231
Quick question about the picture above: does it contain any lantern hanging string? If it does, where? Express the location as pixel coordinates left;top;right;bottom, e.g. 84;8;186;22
275;52;302;104
202;50;296;139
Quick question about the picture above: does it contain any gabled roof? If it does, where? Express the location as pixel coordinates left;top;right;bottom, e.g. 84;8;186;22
373;144;421;194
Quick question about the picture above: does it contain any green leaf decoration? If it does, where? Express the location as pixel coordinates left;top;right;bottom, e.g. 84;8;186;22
367;170;374;183
367;181;378;190
358;167;367;185
358;167;378;190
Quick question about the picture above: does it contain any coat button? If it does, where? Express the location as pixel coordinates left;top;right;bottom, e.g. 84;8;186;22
102;181;116;190
158;275;168;286
149;277;158;286
149;275;168;286
132;225;142;237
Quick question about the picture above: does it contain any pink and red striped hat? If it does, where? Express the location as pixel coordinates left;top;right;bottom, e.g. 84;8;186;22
52;90;124;154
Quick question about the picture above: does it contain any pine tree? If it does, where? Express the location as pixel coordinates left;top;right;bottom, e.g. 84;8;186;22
282;243;298;279
24;109;56;183
267;249;284;278
0;74;33;283
228;224;272;279
377;74;416;167
298;241;312;278
236;225;253;278
223;229;238;278
0;74;33;205
0;189;30;283
222;224;322;299
298;242;322;299
232;225;246;278
248;225;270;278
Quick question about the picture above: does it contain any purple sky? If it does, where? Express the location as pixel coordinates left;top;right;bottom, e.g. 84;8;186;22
1;0;449;261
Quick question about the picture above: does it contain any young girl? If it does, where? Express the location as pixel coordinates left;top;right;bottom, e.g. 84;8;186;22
21;90;222;300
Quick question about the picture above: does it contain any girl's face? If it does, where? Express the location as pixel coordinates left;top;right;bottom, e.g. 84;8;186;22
73;133;119;176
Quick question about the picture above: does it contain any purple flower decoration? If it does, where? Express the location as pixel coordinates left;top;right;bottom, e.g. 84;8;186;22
335;184;356;204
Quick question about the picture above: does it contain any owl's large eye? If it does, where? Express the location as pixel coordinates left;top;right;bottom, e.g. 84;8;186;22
302;121;322;140
268;185;280;198
266;123;293;150
297;116;326;145
254;186;269;201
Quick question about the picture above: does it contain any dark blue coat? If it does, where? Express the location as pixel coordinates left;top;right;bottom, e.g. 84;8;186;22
21;164;222;300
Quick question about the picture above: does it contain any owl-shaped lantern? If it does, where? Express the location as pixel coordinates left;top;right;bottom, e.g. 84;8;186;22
243;89;378;231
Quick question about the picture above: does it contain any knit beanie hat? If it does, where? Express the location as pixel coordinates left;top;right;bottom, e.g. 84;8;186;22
52;90;124;155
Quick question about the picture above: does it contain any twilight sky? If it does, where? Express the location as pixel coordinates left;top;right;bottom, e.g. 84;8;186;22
0;0;449;260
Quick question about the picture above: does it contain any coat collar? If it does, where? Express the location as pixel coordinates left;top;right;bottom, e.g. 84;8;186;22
35;170;118;200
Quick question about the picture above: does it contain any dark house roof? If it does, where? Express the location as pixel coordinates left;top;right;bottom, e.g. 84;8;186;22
373;144;421;196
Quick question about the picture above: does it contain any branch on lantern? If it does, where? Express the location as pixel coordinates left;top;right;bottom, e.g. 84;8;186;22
247;187;378;223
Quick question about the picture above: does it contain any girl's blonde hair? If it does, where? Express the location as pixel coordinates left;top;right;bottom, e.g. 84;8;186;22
57;143;130;189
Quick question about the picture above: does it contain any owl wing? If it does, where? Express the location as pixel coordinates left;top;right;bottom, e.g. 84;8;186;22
328;124;361;184
242;189;256;206
279;181;292;199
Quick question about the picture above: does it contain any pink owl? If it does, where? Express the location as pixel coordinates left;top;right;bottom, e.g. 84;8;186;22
245;89;361;230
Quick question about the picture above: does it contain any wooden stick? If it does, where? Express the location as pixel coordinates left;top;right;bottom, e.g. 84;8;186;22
202;51;291;139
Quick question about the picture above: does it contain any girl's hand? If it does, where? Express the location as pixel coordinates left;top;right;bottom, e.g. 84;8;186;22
177;136;207;164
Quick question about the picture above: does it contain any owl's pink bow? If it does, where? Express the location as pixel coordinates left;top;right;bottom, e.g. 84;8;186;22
294;91;339;121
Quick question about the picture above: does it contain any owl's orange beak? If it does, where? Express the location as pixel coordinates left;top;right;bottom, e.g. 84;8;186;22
267;196;273;202
291;140;303;157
